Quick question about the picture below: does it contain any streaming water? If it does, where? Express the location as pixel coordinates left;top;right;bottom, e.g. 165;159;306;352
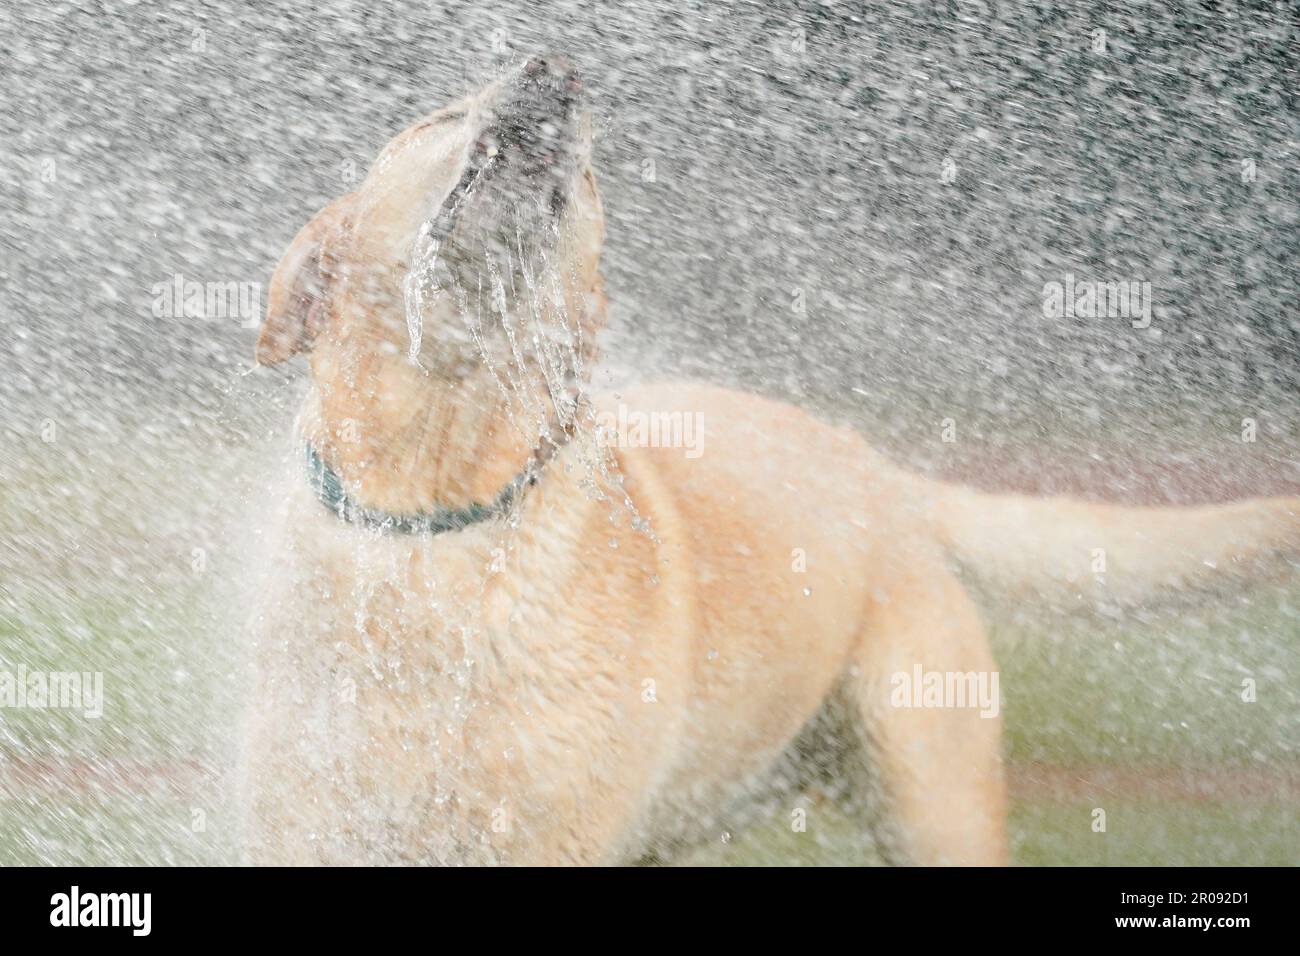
0;0;1296;866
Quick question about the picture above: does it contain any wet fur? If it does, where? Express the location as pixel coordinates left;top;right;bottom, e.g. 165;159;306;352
242;69;1300;866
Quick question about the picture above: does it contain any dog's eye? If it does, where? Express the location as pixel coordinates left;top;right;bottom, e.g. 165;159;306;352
414;111;466;134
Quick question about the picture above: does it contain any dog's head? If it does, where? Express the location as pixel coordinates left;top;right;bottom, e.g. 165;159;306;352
256;56;606;390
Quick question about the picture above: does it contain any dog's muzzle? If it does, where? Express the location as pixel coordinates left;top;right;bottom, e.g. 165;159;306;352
419;56;584;265
486;55;583;177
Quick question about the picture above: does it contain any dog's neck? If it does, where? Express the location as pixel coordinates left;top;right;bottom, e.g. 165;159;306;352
301;346;570;515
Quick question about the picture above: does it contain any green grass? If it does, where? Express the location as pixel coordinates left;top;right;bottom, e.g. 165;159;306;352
2;429;1298;864
1012;800;1300;867
685;586;1300;866
0;591;223;758
0;798;233;867
686;798;1300;867
680;801;884;866
998;586;1300;769
2;585;1296;865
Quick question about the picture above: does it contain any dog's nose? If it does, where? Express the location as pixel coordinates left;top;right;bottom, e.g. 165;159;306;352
511;55;582;117
486;55;582;175
521;55;581;93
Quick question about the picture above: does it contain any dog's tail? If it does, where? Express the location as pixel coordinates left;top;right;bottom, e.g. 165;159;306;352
920;476;1300;608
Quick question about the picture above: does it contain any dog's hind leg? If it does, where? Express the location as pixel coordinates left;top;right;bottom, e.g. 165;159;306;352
846;562;1009;865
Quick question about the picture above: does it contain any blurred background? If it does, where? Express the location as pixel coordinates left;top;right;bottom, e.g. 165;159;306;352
0;0;1296;864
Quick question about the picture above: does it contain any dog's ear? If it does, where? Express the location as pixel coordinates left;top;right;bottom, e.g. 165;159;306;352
255;195;354;365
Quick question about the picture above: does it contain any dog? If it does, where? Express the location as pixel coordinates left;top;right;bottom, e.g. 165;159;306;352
242;56;1300;865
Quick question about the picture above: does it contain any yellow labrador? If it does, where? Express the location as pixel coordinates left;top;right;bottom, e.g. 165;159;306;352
242;57;1300;865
